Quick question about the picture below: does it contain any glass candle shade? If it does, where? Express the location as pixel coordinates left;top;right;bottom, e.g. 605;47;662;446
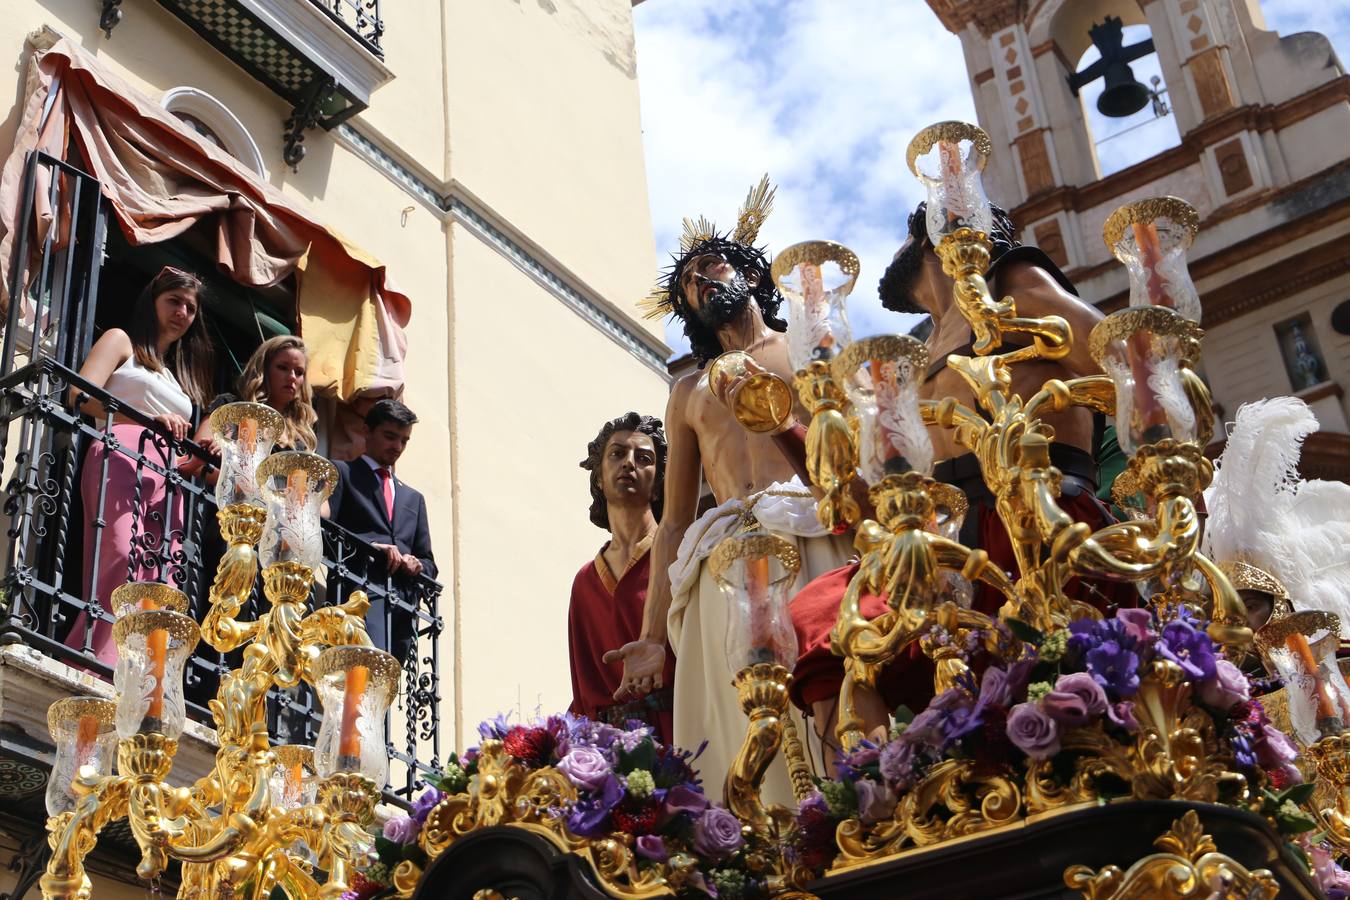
709;531;802;672
832;335;934;482
112;609;200;739
1089;306;1203;456
929;483;973;608
270;744;318;810
1255;611;1350;746
906;121;994;244
706;350;794;433
770;240;859;372
313;646;400;784
210;401;284;508
257;452;338;570
46;697;117;816
1103;197;1201;323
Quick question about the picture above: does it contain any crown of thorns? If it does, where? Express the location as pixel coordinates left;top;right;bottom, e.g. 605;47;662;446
637;175;776;320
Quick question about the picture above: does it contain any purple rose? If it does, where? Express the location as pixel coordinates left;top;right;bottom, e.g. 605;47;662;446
382;814;418;844
636;835;669;862
412;787;445;825
1199;659;1250;712
557;746;611;791
664;783;710;818
1043;672;1109;727
692;807;744;861
1158;620;1217;682
979;663;1029;708
1108;701;1138;732
854;778;898;825
1258;722;1299;766
566;773;622;837
1006;702;1061;760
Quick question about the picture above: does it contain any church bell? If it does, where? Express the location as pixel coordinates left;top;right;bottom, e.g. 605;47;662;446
1067;15;1157;119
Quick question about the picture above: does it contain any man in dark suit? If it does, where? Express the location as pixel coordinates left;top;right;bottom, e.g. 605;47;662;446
328;399;437;660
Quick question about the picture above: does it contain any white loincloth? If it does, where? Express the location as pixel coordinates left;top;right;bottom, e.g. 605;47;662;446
667;477;851;808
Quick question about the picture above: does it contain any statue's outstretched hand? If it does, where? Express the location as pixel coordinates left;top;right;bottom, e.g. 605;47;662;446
603;639;666;701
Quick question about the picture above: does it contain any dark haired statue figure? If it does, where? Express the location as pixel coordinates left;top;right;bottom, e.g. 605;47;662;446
787;203;1135;761
608;179;851;802
568;413;675;740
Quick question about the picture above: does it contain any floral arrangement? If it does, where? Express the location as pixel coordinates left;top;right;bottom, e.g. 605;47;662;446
348;713;770;900
788;607;1327;875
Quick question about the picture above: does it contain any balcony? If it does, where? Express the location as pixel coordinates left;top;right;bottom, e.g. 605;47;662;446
103;0;394;168
0;156;442;892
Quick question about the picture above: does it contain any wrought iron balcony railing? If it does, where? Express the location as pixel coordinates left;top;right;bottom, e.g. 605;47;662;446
0;354;443;805
307;0;384;58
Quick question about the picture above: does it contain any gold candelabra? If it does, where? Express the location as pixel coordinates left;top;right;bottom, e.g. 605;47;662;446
41;405;399;900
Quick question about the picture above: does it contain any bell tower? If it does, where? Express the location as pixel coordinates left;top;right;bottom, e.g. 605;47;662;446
927;0;1350;480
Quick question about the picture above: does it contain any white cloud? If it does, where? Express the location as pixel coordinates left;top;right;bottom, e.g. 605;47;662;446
633;0;971;355
633;2;1350;357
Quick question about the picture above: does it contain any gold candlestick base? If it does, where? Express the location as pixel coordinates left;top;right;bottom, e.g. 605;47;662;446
724;663;793;837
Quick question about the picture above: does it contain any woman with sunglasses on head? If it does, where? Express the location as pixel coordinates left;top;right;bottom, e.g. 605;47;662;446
67;266;215;665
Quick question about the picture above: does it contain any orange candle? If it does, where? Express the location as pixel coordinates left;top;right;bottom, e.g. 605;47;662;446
287;761;305;804
238;416;258;454
338;665;369;761
870;360;908;474
1131;222;1173;309
745;556;771;659
938;141;964;231
75;715;99;770
140;597;168;723
801;263;834;358
1286;633;1340;727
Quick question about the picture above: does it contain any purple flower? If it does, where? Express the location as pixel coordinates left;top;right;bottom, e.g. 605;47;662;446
1257;722;1299;767
1158;620;1217;682
412;787;445;825
382;814;419;844
1006;702;1061;760
566;773;623;837
692;807;745;861
1042;672;1110;727
1085;639;1141;698
478;712;513;741
979;661;1032;708
878;739;918;787
1108;701;1138;732
834;741;880;781
1198;659;1250;712
1116;608;1155;643
664;783;710;818
557;746;612;792
636;835;668;862
854;778;898;825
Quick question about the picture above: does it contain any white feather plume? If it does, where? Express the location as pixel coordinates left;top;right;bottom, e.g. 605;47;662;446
1204;397;1350;633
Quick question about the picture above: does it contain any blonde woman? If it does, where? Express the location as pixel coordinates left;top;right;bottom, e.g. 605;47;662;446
191;335;318;467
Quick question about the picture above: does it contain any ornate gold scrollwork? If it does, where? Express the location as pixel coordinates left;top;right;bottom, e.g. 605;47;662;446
1063;809;1278;899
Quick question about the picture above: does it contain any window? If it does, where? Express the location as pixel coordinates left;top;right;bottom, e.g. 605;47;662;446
160;87;268;179
1274;314;1329;392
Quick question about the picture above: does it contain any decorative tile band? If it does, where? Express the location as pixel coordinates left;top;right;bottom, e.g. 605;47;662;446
336;124;670;376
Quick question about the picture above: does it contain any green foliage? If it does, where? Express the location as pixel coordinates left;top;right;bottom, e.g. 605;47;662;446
1006;618;1044;646
617;737;657;775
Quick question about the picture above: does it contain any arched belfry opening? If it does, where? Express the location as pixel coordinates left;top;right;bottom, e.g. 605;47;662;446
1059;12;1181;176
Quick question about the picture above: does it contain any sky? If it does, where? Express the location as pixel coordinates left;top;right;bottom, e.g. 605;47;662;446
632;0;1350;358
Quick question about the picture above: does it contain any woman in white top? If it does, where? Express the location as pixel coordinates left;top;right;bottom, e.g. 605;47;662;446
67;266;215;665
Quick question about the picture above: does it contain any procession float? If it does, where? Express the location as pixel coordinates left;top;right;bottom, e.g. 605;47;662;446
36;121;1350;900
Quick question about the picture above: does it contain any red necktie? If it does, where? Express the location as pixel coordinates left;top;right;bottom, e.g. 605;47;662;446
377;466;394;522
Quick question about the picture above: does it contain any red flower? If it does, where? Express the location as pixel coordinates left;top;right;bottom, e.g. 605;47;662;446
503;726;555;767
343;873;385;900
611;798;661;835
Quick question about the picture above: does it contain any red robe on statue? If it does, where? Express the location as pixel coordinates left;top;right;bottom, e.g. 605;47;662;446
567;537;676;743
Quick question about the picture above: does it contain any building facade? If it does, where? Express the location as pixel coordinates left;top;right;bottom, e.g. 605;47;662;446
926;0;1350;477
0;0;669;894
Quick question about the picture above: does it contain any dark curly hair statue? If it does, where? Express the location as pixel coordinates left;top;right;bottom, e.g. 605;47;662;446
664;234;787;368
878;201;1020;316
580;412;667;531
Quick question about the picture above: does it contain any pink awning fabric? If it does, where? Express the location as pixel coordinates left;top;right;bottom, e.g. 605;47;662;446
0;35;409;400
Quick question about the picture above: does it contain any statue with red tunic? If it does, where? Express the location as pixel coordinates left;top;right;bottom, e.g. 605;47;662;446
568;412;675;741
787;202;1137;763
